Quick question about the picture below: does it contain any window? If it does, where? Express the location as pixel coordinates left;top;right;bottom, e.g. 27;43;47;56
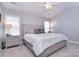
44;21;50;33
5;15;20;36
44;21;56;33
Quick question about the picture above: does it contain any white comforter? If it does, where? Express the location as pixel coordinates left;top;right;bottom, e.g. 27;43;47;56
23;33;68;56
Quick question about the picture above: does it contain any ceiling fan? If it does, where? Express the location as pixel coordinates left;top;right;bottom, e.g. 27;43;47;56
43;2;59;10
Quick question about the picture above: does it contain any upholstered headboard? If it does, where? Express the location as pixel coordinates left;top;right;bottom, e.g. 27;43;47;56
22;24;44;36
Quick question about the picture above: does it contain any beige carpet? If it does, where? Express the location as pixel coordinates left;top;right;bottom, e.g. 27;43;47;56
0;41;79;57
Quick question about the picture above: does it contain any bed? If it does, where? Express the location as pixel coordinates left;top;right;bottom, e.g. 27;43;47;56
23;33;68;57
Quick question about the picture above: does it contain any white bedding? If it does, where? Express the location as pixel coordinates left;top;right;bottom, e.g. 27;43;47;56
23;33;68;56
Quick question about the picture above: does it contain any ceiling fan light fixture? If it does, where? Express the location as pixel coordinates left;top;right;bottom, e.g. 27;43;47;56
45;2;52;9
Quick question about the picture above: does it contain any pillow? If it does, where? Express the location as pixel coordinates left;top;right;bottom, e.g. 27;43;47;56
34;28;41;34
34;28;45;34
40;28;44;33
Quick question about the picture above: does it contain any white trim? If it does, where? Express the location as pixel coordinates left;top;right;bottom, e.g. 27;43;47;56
68;40;79;44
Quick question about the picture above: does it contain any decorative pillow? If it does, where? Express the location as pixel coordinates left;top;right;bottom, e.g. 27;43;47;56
40;28;44;33
34;28;41;34
34;28;45;34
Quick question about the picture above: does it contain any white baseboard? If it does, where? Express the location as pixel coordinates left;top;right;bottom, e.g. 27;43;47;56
68;40;79;44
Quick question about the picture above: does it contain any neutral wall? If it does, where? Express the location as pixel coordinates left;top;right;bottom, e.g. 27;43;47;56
4;8;45;25
51;5;79;42
0;7;2;13
3;8;46;44
21;14;45;25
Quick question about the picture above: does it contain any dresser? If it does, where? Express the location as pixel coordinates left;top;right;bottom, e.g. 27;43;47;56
6;35;22;48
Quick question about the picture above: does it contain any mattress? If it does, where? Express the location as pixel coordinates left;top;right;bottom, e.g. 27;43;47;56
23;39;66;57
23;33;68;56
23;33;68;45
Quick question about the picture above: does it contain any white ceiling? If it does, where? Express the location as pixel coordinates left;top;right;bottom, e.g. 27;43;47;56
2;2;77;18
